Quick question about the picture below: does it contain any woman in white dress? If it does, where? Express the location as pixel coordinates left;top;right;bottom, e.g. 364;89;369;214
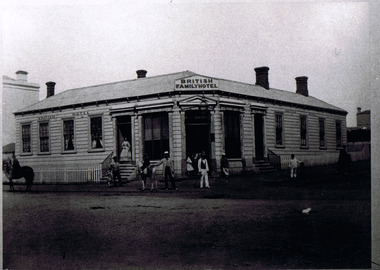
120;138;131;162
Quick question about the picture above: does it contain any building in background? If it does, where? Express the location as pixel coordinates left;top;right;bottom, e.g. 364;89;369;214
347;107;371;161
2;71;40;156
13;67;348;183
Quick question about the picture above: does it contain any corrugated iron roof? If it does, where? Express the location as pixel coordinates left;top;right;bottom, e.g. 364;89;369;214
15;70;346;114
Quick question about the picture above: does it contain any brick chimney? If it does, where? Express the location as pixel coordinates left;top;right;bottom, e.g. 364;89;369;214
357;107;362;114
46;81;56;98
136;70;147;78
295;76;309;97
16;70;28;81
254;67;270;90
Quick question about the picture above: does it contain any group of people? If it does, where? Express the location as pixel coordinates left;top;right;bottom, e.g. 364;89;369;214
108;150;231;190
186;152;230;188
138;151;177;191
107;148;352;189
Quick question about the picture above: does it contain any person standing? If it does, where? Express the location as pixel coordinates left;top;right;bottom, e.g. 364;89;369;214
288;154;301;179
120;138;131;162
139;155;153;191
186;156;195;176
220;153;230;182
10;153;21;179
109;156;122;186
154;151;177;190
198;152;210;188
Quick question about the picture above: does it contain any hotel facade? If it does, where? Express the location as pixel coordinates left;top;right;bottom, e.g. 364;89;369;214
13;67;347;182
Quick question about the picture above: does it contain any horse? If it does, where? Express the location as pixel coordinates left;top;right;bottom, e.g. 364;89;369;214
2;159;34;191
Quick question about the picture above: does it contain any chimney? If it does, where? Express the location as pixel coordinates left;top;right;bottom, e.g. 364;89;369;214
46;81;56;98
295;76;309;97
136;70;147;78
357;107;362;114
16;70;28;81
254;66;270;90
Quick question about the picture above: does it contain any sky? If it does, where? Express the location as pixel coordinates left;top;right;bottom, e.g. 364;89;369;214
2;0;371;127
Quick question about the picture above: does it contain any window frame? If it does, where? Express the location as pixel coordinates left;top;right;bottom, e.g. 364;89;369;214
275;112;285;148
20;122;33;156
319;118;326;149
62;118;76;153
89;115;105;152
300;115;308;149
143;112;169;160
38;121;51;155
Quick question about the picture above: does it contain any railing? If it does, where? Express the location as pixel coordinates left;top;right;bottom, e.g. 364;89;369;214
101;151;114;178
267;148;281;170
33;166;102;184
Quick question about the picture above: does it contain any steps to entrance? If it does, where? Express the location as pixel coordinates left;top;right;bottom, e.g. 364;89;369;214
120;163;138;181
253;160;278;173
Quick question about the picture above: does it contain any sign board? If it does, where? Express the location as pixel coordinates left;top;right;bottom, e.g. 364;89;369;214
175;76;219;90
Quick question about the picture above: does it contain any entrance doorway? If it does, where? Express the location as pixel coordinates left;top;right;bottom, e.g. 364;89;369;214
254;114;264;160
116;116;132;161
185;111;211;158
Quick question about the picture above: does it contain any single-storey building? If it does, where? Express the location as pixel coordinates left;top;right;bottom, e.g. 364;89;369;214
13;67;347;183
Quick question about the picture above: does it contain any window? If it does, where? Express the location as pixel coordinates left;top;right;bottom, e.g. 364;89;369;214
300;116;307;147
224;111;241;158
144;113;169;159
90;116;104;149
22;124;31;153
336;121;342;148
39;122;50;153
319;118;326;148
63;119;75;151
275;113;284;146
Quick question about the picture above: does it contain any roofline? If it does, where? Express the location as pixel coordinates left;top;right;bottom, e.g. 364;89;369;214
14;89;347;116
61;70;197;93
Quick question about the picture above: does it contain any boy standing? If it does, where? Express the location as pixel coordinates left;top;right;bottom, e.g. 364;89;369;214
289;154;301;179
109;156;122;186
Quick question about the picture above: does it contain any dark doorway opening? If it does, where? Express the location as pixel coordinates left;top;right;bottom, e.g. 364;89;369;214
185;111;211;158
116;116;132;161
254;114;264;160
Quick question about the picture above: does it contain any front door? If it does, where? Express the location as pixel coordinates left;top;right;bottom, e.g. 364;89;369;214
116;116;132;162
185;110;211;158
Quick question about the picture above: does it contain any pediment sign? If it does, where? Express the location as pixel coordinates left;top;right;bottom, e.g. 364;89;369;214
177;95;217;107
175;76;219;90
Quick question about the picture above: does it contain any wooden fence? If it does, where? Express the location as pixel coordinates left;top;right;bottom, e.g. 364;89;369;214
33;166;102;184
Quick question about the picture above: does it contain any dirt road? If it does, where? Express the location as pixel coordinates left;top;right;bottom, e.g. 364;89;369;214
2;161;371;269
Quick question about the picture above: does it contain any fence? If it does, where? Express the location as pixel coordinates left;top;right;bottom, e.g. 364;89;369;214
33;166;102;184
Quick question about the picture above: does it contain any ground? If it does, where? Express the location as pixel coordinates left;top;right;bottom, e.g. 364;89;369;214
2;161;372;269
